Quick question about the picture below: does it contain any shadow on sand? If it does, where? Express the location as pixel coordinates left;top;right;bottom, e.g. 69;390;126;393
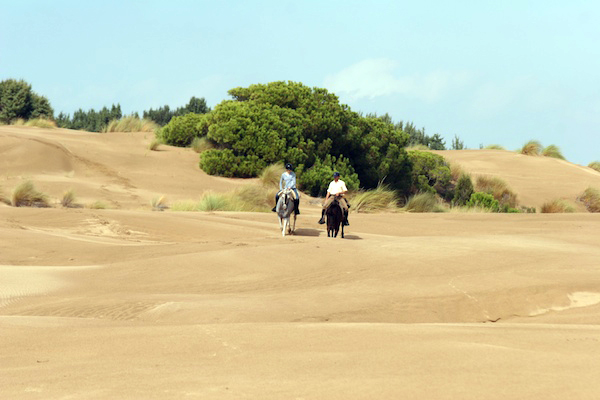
292;228;321;237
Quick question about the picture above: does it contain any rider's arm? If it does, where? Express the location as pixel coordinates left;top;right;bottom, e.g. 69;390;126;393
279;173;284;190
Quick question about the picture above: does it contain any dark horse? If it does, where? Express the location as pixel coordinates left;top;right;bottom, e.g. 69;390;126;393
326;196;344;238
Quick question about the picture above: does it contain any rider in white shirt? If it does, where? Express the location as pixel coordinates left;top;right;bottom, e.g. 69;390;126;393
318;172;349;226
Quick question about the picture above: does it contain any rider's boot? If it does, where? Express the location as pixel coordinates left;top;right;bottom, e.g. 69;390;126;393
318;209;326;224
294;199;300;215
272;195;279;212
343;210;350;226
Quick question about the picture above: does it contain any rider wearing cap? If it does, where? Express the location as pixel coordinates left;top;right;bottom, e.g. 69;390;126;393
318;171;349;226
272;163;300;214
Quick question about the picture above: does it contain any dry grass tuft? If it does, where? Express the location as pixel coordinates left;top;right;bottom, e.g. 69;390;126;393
520;140;542;156
191;137;215;154
405;144;430;152
542;144;565;160
540;199;575;213
449;162;464;182
578;187;600;213
348;185;399;213
12;118;26;126
475;175;518;207
172;184;278;213
403;191;446;213
484;144;505;150
148;138;161;151
88;201;108;209
104;117;158;133
25;118;57;129
588;161;600;173
61;189;78;208
11;181;50;207
259;163;285;188
151;195;168;211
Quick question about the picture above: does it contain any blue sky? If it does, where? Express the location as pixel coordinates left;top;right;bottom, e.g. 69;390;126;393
2;0;599;164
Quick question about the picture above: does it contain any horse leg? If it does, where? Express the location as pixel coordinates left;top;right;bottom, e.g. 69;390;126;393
291;214;296;234
341;223;344;239
282;218;288;237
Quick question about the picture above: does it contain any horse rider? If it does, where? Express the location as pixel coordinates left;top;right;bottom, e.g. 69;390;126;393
318;171;349;226
272;163;300;214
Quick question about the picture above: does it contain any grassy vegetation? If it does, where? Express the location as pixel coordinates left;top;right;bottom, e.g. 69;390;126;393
520;140;542;156
11;181;49;207
172;184;277;212
484;144;505;150
578;187;600;213
403;192;445;213
405;144;430;152
449;162;464;182
24;118;57;129
259;163;284;188
475;175;518;207
588;161;600;173
88;201;108;209
103;116;158;133
348;185;399;213
148;138;161;151
191;136;215;154
541;144;565;159
540;199;575;213
60;189;78;208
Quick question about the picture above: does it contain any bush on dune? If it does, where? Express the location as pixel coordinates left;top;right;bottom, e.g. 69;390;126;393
349;185;399;213
452;173;474;206
485;144;505;150
578;187;600;212
588;161;600;173
158;113;207;147
103;116;158;133
466;192;499;212
475;175;518;208
520;140;542;156
542;144;565;160
61;189;78;208
11;181;49;207
24;118;57;129
404;191;445;213
540;199;575;213
191;136;215;154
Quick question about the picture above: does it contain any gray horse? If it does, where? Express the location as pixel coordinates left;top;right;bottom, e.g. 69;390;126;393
276;188;296;236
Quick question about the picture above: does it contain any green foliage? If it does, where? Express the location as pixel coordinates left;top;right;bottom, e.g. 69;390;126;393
475;175;518;208
396;120;446;150
59;104;122;132
0;79;54;123
407;150;452;197
297;155;359;197
467;192;499;212
199;149;266;178
143;96;210;126
451;135;465;150
158;113;206;147
453;173;474;206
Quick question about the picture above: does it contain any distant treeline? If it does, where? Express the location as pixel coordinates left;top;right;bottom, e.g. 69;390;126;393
55;97;211;132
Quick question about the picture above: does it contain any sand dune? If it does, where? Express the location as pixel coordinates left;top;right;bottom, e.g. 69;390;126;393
2;126;600;399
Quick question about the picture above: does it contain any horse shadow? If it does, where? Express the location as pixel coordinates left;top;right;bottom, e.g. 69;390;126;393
292;228;321;237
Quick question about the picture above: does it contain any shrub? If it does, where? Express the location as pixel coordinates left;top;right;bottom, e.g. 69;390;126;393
485;144;505;150
349;185;399;213
404;191;445;213
578;187;600;212
88;201;108;209
542;144;565;160
61;189;77;208
11;181;49;207
191;136;215;154
407;150;452;197
199;149;266;178
588;161;600;173
475;175;518;207
24;118;57;129
449;162;464;182
452;173;474;206
259;163;285;188
520;140;542;156
540;199;575;213
230;184;278;212
148;138;161;151
104;116;158;132
197;192;231;211
158;113;206;147
466;192;499;212
297;155;359;197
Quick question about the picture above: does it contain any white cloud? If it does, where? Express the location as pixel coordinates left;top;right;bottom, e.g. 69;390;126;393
324;58;469;102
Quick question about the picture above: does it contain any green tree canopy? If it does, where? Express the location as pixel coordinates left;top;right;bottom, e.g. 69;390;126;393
0;79;54;123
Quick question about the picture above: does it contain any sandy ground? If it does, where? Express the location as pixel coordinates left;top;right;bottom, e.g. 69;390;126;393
2;126;600;399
